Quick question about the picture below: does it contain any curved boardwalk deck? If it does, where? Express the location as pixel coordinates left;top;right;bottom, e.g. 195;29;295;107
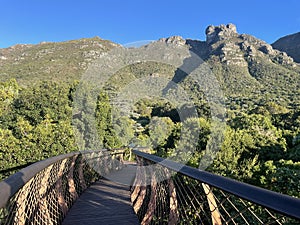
63;163;139;225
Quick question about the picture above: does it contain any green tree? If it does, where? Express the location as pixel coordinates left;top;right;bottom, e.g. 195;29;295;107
0;128;22;179
229;113;287;160
259;160;300;198
210;126;259;181
72;83;100;150
13;81;72;126
95;91;121;149
113;114;135;146
148;116;174;148
0;79;19;117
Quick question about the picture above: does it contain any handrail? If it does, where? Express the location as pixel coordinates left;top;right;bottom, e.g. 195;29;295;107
0;149;125;224
0;148;128;209
133;149;300;221
0;152;79;209
0;150;110;209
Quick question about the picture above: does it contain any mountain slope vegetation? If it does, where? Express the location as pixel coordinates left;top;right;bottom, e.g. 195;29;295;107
0;37;118;85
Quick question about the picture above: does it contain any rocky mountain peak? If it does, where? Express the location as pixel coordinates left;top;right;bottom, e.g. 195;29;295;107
158;36;186;46
206;23;238;44
202;24;295;67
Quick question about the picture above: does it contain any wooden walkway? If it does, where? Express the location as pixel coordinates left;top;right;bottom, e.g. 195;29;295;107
62;163;139;225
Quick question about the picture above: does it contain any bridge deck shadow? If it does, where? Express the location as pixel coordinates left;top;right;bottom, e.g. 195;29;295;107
62;162;140;225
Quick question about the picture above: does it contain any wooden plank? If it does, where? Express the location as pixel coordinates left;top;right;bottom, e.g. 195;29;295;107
62;176;140;225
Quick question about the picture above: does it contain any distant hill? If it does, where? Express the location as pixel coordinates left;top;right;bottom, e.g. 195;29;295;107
0;37;119;85
272;32;300;63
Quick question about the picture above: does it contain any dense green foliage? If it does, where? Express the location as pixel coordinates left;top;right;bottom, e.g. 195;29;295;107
1;67;300;201
0;80;78;179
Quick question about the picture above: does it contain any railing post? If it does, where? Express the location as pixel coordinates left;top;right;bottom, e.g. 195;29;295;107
141;166;156;225
202;183;222;225
68;155;79;201
56;158;69;217
38;165;54;225
14;179;33;225
132;157;147;214
78;156;87;190
167;172;179;225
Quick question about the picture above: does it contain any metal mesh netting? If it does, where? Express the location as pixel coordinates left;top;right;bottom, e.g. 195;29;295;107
132;156;300;225
0;150;124;225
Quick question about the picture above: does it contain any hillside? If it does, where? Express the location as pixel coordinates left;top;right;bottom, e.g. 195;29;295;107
272;32;300;63
0;37;119;85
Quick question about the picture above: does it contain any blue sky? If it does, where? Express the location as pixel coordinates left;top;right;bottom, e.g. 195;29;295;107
0;0;300;48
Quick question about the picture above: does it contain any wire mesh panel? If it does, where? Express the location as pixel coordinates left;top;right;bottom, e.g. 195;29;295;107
132;151;300;225
0;150;125;225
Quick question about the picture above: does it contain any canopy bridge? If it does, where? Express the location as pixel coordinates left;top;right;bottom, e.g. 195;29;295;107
1;148;300;225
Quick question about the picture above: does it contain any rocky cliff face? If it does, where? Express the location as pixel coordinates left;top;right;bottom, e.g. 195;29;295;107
272;32;300;63
158;36;186;46
156;23;295;67
206;23;238;44
201;24;295;67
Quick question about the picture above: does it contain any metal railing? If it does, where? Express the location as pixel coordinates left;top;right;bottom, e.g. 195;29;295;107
132;150;300;225
0;149;125;225
2;148;300;225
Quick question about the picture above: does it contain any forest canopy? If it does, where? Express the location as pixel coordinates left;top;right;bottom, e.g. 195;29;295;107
0;77;299;199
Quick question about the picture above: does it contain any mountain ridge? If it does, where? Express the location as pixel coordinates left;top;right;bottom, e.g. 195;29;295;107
0;24;299;109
